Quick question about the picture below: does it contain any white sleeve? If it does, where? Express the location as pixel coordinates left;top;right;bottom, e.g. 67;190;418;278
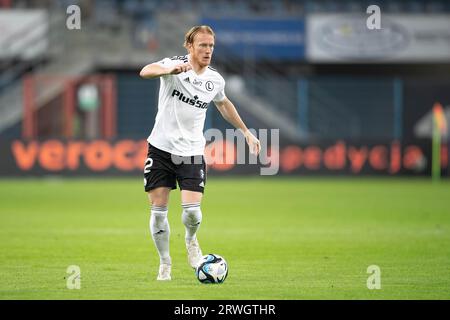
154;57;181;80
155;57;180;68
213;79;226;103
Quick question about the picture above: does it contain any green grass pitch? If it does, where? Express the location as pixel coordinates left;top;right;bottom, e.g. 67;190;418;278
0;177;449;299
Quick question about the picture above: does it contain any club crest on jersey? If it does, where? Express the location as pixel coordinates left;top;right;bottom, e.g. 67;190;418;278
205;81;214;91
171;89;208;109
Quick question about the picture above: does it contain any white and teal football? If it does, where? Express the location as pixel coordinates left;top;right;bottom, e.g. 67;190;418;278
195;254;228;284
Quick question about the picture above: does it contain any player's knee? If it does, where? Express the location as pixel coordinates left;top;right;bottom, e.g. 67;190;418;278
182;203;202;225
148;188;170;207
151;199;168;207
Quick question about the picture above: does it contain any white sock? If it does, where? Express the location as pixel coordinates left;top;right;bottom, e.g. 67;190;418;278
181;203;202;242
150;206;171;265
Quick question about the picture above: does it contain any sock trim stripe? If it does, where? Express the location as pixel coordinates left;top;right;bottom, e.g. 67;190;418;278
182;203;200;209
151;206;168;212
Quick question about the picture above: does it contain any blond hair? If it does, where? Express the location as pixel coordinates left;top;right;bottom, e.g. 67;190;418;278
183;25;215;49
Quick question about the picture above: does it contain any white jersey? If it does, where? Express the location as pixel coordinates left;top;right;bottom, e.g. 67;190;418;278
147;54;226;157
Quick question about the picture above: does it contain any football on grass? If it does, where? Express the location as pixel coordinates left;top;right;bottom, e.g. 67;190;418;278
195;254;228;284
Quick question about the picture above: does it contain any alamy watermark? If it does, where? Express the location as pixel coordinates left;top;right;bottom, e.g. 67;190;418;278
367;265;381;289
366;5;381;30
66;5;81;30
144;129;280;176
66;265;81;289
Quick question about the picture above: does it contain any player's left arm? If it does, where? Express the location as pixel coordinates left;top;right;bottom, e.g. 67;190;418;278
214;97;261;155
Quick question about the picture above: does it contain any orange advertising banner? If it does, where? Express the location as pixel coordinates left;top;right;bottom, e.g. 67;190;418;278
0;139;448;176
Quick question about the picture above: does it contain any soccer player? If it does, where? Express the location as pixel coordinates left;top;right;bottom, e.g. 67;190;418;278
139;25;261;281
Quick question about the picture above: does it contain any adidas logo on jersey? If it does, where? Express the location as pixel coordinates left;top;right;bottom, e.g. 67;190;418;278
171;89;208;109
184;77;190;83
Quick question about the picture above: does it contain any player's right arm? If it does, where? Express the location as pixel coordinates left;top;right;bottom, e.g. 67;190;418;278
139;62;192;79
